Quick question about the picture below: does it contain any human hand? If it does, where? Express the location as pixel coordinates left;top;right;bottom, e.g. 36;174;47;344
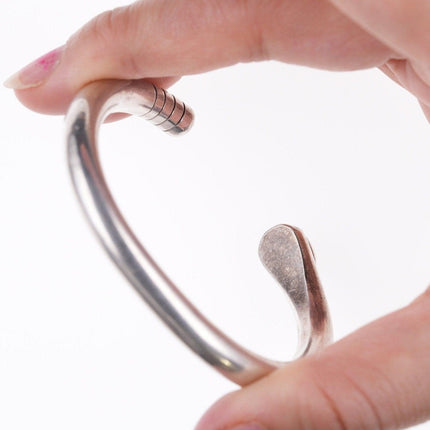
4;1;430;429
6;0;430;124
0;0;395;114
4;0;430;125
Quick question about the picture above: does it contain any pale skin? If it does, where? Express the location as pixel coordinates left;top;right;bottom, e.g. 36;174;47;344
6;1;430;428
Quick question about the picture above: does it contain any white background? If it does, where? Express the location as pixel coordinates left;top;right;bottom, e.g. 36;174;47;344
1;1;430;429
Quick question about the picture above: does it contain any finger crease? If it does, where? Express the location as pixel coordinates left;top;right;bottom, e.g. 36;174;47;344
342;372;384;430
314;381;348;430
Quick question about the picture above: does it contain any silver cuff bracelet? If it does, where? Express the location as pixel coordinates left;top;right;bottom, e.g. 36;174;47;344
65;79;332;387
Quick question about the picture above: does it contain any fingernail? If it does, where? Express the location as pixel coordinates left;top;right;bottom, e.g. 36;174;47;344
230;424;267;430
4;46;64;90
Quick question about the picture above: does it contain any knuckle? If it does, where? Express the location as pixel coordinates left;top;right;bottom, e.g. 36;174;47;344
215;0;269;61
159;0;268;62
90;7;131;50
230;0;270;61
66;4;144;78
66;8;125;53
76;6;134;48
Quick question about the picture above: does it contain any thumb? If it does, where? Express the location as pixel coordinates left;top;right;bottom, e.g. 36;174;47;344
4;0;264;114
196;288;430;430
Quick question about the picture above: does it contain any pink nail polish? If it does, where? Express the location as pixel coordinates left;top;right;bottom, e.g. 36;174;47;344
4;46;63;90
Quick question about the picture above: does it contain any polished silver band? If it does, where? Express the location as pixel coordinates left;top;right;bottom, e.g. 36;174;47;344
65;79;332;386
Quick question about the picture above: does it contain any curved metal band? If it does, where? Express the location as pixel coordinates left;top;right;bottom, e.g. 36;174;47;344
65;79;332;386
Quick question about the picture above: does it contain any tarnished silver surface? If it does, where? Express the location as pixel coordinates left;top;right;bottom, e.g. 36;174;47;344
65;79;332;386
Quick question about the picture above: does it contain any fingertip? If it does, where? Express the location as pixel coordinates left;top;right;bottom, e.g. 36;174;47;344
194;362;310;430
194;391;239;430
13;83;73;116
11;67;181;116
